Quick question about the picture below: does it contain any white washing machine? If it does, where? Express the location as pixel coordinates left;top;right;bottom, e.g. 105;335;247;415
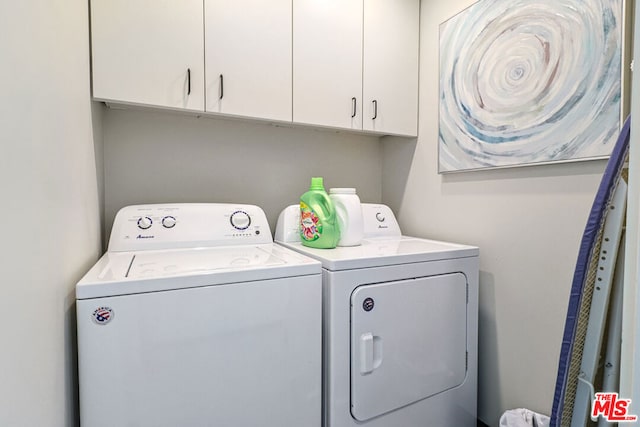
275;203;479;427
76;203;322;427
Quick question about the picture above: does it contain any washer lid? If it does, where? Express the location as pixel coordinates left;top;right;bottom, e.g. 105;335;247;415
277;237;478;271
76;244;321;299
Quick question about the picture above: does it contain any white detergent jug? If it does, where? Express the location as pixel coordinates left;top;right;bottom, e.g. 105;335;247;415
329;188;364;246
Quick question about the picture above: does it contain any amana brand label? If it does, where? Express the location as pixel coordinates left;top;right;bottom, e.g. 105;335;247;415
300;202;322;242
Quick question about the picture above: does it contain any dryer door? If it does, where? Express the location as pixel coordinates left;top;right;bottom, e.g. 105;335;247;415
350;273;467;421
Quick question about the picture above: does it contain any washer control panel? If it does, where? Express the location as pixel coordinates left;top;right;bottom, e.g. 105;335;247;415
108;203;272;252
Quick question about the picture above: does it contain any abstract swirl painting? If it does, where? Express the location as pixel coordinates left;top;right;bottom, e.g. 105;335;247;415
439;0;622;172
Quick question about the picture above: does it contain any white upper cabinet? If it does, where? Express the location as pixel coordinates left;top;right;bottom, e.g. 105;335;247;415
90;0;205;111
293;0;419;136
363;0;419;136
90;0;419;136
293;0;364;131
205;0;292;121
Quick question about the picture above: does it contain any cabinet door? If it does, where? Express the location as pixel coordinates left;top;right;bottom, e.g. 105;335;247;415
91;0;204;111
363;0;419;136
293;0;363;130
205;0;292;121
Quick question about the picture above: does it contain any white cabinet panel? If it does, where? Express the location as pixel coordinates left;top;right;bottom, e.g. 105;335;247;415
205;0;292;121
293;0;363;130
294;0;419;136
91;0;204;111
363;0;419;136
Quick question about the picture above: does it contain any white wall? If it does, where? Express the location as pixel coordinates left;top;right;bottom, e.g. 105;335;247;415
102;108;382;237
382;1;609;425
0;1;102;426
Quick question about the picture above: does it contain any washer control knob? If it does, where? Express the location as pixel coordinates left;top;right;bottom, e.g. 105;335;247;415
162;216;176;228
137;216;153;230
375;212;385;222
230;211;251;230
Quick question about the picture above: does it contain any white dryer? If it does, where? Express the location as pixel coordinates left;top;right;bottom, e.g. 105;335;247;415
77;203;322;427
275;203;479;427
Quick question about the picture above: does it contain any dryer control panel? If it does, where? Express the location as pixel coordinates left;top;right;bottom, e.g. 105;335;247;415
361;204;401;238
108;203;272;252
275;203;402;243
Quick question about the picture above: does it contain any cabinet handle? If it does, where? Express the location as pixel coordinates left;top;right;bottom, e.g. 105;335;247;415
187;69;191;95
372;100;378;120
219;74;224;100
351;97;357;118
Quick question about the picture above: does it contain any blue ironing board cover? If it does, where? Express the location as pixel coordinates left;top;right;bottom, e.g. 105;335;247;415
550;116;630;426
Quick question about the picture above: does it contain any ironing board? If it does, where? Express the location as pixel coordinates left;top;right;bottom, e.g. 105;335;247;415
550;116;630;427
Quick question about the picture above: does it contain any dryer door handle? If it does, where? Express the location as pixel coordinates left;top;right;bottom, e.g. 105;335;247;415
359;332;383;375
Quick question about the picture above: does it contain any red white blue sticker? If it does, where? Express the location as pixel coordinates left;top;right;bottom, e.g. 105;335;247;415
92;307;114;325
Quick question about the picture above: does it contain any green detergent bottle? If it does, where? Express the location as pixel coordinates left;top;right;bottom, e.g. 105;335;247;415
300;177;340;249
